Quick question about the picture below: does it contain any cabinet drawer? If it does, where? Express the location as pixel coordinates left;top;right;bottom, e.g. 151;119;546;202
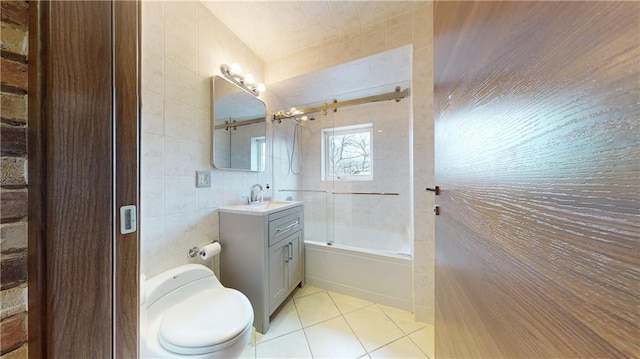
269;209;303;246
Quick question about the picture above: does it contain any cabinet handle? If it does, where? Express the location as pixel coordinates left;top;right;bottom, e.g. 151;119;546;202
275;220;300;236
288;242;293;260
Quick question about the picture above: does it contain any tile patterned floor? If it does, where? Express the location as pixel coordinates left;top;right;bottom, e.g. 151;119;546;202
241;286;434;359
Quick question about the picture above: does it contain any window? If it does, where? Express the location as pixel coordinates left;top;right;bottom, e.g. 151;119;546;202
321;123;373;181
251;136;266;171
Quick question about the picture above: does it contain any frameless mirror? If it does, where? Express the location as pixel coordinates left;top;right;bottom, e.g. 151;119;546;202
212;75;266;172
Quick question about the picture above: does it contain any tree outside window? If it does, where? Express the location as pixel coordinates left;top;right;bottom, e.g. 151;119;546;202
322;124;373;181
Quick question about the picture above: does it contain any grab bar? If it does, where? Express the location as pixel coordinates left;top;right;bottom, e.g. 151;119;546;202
279;189;399;196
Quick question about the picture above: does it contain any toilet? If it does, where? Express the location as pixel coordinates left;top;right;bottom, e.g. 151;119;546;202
140;264;254;358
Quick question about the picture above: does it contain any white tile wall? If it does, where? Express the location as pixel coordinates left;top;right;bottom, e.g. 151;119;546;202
141;1;269;278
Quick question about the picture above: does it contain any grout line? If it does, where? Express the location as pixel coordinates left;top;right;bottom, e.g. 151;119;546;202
254;304;302;345
327;290;377;315
327;291;400;355
357;304;407;355
404;324;428;336
407;332;431;359
289;295;314;357
340;310;369;357
325;291;381;356
261;287;430;358
294;290;342;329
292;286;323;300
300;326;315;358
249;342;257;359
376;303;409;334
320;289;368;359
368;334;408;356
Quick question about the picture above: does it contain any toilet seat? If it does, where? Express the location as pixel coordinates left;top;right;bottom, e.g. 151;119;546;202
158;288;253;355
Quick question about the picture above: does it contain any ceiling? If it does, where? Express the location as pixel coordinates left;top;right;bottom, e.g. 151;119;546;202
202;1;421;62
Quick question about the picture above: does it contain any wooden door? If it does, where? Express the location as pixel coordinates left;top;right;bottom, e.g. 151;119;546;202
114;1;140;357
28;1;139;357
434;2;639;358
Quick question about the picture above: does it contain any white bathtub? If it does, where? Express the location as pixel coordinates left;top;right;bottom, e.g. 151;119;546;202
304;223;411;255
304;223;413;311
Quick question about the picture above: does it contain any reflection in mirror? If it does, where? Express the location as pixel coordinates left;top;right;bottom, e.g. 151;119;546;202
212;75;266;171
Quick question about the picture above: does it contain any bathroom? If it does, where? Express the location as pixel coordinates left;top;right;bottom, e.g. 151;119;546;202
140;1;432;357
5;1;637;358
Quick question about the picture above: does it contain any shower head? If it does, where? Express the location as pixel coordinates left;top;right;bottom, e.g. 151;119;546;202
289;117;304;125
290;115;311;125
285;115;315;125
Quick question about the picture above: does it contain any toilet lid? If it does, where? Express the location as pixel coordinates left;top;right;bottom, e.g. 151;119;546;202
158;288;253;355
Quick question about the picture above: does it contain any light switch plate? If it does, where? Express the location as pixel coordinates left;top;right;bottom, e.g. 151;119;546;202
196;170;211;187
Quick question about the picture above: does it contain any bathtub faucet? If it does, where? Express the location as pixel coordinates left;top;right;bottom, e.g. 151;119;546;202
250;184;263;204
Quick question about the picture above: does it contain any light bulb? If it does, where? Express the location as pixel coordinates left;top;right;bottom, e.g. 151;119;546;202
230;63;242;75
244;73;255;84
256;83;266;92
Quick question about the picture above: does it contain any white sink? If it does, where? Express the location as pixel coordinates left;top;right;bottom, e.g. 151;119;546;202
219;201;302;215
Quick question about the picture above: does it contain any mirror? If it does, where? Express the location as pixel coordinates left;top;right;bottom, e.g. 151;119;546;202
212;75;266;171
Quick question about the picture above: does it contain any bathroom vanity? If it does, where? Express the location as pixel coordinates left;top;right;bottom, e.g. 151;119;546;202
218;202;304;333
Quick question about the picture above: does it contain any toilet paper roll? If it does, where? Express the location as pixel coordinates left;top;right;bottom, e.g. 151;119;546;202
199;242;221;260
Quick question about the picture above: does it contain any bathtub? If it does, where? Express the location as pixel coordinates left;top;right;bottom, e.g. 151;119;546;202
305;223;411;255
304;223;413;311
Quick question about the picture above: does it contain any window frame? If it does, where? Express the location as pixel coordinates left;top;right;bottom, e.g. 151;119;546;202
321;123;374;181
250;135;266;172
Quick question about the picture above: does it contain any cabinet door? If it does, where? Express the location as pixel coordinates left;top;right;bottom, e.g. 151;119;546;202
268;239;288;311
287;232;303;290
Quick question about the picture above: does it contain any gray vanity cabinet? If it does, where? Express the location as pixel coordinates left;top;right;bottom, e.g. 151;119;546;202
219;204;304;334
268;230;303;312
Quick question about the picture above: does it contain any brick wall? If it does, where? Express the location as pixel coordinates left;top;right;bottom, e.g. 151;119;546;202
0;1;29;358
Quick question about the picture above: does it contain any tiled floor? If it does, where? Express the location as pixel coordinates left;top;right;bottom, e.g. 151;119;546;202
240;286;434;359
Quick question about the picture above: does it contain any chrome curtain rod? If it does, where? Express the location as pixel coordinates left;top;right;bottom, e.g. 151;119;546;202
273;86;410;121
214;117;264;131
279;189;399;196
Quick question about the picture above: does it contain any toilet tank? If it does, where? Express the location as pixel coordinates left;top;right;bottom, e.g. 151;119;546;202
144;264;221;308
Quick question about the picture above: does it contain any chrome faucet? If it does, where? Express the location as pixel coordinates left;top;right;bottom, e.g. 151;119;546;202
249;184;263;204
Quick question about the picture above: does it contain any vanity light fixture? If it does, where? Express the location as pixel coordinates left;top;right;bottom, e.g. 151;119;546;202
220;63;265;97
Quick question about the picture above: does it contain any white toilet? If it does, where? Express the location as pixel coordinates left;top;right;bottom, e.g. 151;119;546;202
140;264;254;358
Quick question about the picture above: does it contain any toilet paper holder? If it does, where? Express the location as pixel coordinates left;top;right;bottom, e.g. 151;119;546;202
187;240;220;258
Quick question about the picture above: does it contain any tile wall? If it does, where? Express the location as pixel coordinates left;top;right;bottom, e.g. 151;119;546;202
265;2;434;325
140;1;272;278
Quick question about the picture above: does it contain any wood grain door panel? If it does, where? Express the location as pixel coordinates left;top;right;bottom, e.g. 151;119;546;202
114;1;140;357
28;1;139;357
434;2;639;358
